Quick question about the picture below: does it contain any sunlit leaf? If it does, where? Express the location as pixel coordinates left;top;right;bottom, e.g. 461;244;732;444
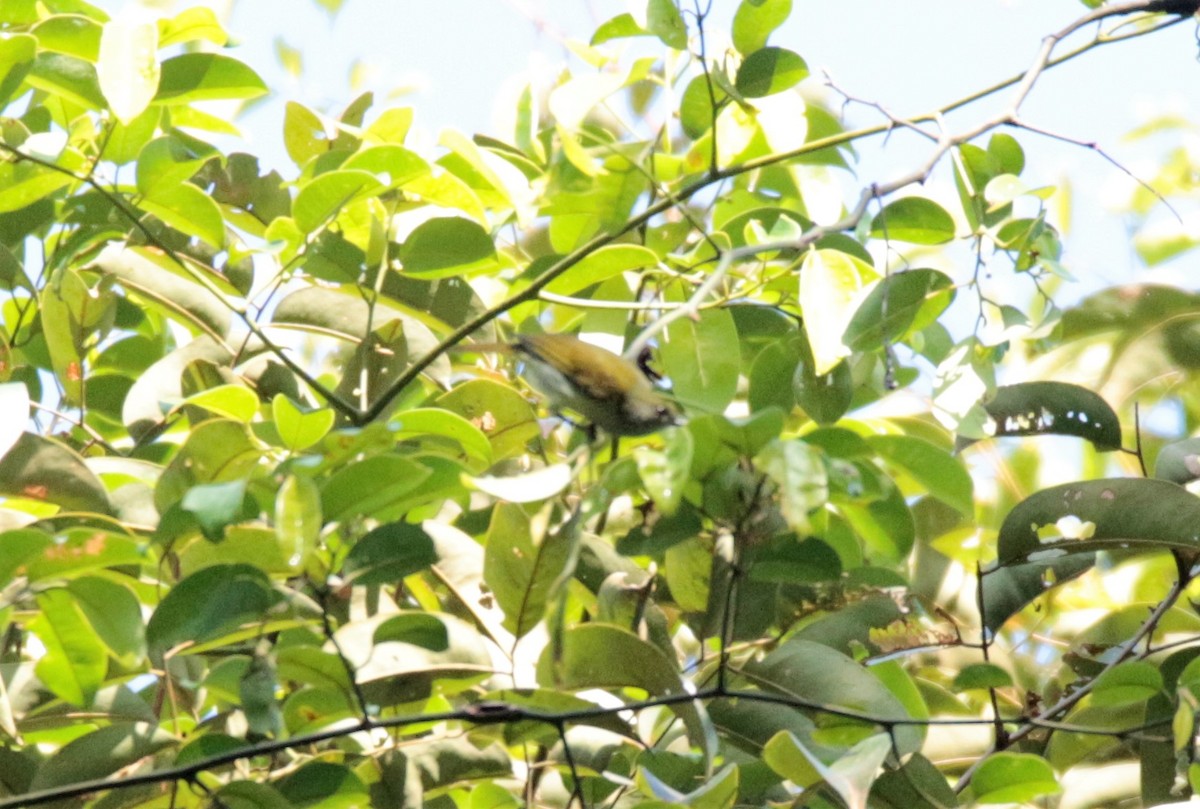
870;197;956;245
800;248;880;375
155;52;267;103
971;753;1061;804
97;12;159;123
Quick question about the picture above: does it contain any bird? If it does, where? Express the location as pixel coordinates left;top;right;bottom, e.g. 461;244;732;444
467;333;681;437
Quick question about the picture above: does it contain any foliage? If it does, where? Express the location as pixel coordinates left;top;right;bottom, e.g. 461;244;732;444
0;0;1199;807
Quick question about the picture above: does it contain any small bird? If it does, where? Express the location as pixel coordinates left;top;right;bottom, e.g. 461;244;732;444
470;333;681;436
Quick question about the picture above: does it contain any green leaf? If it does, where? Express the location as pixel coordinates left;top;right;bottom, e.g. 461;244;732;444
997;478;1200;565
794;354;853;425
68;576;146;667
24;528;145;582
745;638;922;755
97;13;159;123
274;474;321;569
283;100;328;167
154;52;267;103
1154;437;1200;484
272;394;336;452
981;555;1095;632
0;432;111;514
748;339;798;413
27;52;105;108
962;382;1122;451
800;248;879;375
180;479;254;542
0;34;36;107
390;407;493;473
732;0;792;54
158;5;228;48
341;144;429;187
660;308;740;414
279;762;368;808
399;216;497;278
28;723;177;791
292;169;385;234
680;74;725;140
542;244;657;295
484;503;575;638
866;435;974;516
870;197;956;245
952;663;1012;691
536;623;715;755
735;46;808;97
838;478;915;561
155;419;262;513
182;383;259;422
1090;661;1163;707
645;0;688;49
320;453;434;521
240;653;283;737
136;133;219;198
634;427;693;515
146;564;274;659
590;13;649;44
971;752;1061;804
843;269;955;352
92;244;233;340
437;379;540;461
341;521;437;586
33;15;102;61
30;588;108;706
758;438;828;535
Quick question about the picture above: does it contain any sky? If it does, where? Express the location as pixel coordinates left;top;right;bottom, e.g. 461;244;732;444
91;0;1200;298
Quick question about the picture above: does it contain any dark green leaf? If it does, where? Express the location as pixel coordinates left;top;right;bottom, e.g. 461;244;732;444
483;503;575;637
997;478;1200;565
960;382;1122;451
146;564;275;659
744;638;922;755
843;269;955;352
1154;437;1200;485
341;521;437;586
735;46;808;97
28;723;176;790
0;432;111;514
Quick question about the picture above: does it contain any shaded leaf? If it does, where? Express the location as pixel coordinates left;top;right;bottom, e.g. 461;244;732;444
996;478;1200;565
959;382;1121;451
0;432;111;514
146;564;275;659
341;521;437;586
28;723;176;791
735;46;808;97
